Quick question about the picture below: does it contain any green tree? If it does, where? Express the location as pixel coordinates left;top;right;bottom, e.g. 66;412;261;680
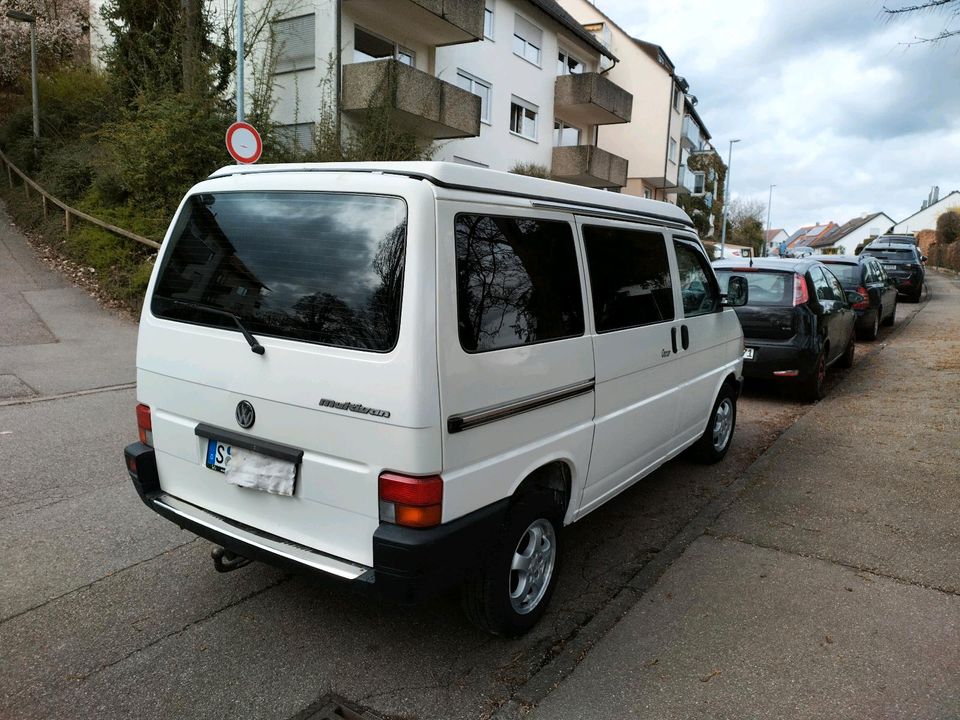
727;197;766;255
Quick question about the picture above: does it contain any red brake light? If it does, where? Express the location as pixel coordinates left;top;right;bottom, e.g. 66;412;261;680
854;286;870;310
379;473;443;528
136;403;153;446
793;274;809;306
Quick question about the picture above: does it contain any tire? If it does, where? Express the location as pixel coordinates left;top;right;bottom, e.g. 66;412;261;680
858;309;879;341
461;493;563;637
800;350;827;402
882;297;896;326
837;334;855;369
692;383;737;464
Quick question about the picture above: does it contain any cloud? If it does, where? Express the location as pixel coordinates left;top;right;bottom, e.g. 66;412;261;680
593;0;960;230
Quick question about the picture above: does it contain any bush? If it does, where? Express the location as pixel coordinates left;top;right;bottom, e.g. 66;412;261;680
38;140;96;200
510;162;550;178
100;93;233;213
936;210;960;246
36;68;117;138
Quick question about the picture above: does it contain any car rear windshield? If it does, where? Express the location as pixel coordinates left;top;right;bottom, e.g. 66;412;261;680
152;191;407;352
820;263;861;286
862;248;916;262
714;269;794;307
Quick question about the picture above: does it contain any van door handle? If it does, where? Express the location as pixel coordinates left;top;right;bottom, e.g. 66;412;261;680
671;327;678;353
681;325;690;350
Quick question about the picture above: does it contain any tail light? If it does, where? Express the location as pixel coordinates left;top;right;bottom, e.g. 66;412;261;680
136;403;153;446
792;274;809;306
379;472;443;528
853;286;870;310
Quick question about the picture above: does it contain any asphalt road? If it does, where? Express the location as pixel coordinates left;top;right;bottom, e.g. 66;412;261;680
0;203;929;720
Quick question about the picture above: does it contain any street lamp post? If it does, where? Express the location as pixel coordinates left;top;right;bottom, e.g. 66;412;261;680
719;138;740;258
6;10;39;140
236;0;244;123
765;184;776;256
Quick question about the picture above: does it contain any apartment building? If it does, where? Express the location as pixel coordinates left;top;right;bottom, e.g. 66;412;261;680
556;0;714;202
433;0;633;189
266;0;488;150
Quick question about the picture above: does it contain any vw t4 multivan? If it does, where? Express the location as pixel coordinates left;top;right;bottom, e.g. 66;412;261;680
124;162;747;635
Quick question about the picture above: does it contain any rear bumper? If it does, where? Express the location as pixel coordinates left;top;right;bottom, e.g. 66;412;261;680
123;443;508;604
741;337;818;380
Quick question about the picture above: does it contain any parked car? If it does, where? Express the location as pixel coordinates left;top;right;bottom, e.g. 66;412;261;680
819;255;898;340
123;162;748;636
713;258;859;401
871;233;918;246
860;241;926;302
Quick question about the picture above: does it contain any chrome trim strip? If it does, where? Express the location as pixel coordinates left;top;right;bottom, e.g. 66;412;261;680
153;494;370;580
448;379;595;434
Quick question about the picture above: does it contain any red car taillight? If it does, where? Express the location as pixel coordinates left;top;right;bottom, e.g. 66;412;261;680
853;286;870;310
793;273;810;306
378;472;443;528
136;403;153;446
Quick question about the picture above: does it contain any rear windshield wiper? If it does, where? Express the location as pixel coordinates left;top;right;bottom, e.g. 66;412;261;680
162;298;266;355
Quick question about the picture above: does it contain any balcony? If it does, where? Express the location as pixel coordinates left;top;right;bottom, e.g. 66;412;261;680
551;145;628;189
554;72;633;128
341;59;481;139
680;114;703;151
344;0;485;46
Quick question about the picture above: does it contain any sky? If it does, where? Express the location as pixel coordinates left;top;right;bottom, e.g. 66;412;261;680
591;0;960;233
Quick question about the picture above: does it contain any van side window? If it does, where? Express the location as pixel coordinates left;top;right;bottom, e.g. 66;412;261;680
582;225;674;332
455;214;584;353
673;239;720;316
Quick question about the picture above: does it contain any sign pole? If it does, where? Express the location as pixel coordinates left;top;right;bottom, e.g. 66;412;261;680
236;0;244;125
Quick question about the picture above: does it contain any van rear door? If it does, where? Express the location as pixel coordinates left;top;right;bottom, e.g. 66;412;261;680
136;173;440;568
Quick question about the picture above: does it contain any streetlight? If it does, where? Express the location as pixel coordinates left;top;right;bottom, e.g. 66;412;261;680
5;9;39;140
765;184;776;256
719;138;741;258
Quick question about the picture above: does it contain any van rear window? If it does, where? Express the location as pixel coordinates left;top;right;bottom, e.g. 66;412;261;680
152;192;407;352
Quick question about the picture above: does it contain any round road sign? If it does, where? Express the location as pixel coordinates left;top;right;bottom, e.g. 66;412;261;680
225;121;262;164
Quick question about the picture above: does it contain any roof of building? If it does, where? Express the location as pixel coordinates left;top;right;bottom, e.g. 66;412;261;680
812;212;890;248
526;0;617;61
765;228;787;242
785;223;838;249
894;189;960;226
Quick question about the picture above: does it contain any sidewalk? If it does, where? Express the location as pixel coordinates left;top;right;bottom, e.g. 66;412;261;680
529;271;960;719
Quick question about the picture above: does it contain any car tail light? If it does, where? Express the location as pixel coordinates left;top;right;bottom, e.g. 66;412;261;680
854;286;870;310
379;472;443;528
793;274;809;306
136;403;153;446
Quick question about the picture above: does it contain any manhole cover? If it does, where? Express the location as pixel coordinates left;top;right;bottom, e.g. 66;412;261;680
292;694;384;720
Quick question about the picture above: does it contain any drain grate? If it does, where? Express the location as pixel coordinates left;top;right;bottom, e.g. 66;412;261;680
293;694;384;720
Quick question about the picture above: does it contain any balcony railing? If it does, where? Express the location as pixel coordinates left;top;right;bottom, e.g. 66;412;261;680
680;114;703;151
342;59;481;139
551;145;628;189
554;72;633;128
344;0;485;46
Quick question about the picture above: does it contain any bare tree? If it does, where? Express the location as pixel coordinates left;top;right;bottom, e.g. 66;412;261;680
883;0;960;44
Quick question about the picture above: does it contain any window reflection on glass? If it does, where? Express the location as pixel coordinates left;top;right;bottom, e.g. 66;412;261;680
557;50;583;75
673;240;719;316
583;226;675;331
152;192;407;353
455;215;584;352
511;101;537;139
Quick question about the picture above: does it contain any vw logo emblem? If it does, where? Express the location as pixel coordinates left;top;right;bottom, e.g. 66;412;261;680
235;400;255;429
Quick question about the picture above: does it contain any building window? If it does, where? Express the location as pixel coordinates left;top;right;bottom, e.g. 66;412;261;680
693;172;705;194
643;188;653;199
672;83;681;111
513;14;542;66
279;122;315;152
553;119;580;147
510;97;538;140
557;49;584;75
354;26;413;66
456;70;492;124
273;14;316;73
668;138;678;165
484;3;494;39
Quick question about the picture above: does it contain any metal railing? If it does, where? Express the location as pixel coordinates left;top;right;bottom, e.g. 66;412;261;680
0;147;160;250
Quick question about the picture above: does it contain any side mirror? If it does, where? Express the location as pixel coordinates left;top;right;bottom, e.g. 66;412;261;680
846;290;865;306
921;255;928;263
723;276;749;307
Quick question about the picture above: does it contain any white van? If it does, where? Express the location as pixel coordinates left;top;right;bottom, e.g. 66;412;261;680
124;162;747;636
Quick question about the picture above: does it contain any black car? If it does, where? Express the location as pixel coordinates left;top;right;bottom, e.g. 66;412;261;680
714;258;859;401
820;255;897;340
860;241;926;302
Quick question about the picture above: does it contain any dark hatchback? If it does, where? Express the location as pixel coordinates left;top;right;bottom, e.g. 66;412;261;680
714;258;859;401
820;255;898;340
860;241;926;302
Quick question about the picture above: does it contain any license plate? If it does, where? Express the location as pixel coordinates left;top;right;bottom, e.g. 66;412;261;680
883;264;899;270
205;439;233;473
743;348;755;360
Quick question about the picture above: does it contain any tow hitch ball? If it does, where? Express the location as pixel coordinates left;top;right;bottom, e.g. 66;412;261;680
211;546;251;573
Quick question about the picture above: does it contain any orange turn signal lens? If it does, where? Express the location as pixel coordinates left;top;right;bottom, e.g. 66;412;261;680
394;504;443;528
